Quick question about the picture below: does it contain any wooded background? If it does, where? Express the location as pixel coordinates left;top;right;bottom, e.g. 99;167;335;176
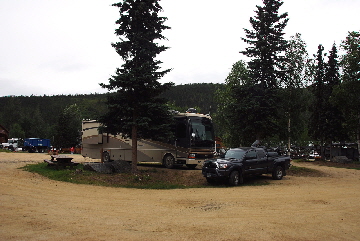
0;83;221;147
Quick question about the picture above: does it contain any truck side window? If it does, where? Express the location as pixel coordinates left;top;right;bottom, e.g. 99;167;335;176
245;150;256;159
257;149;266;158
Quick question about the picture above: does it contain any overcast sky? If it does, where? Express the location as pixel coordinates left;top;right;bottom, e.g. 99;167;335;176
0;0;359;97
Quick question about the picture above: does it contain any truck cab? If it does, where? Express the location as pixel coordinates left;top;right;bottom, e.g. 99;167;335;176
1;138;19;151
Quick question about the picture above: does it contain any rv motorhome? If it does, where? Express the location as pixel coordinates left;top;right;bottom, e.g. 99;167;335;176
81;112;215;169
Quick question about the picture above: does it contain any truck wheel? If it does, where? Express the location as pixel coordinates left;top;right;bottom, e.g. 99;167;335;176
206;177;216;184
103;152;111;162
228;171;243;186
272;165;284;180
163;154;175;169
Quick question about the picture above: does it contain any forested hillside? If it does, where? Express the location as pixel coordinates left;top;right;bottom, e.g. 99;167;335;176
160;83;222;114
0;83;222;142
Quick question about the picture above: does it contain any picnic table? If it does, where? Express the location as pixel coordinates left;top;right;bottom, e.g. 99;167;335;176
44;155;79;169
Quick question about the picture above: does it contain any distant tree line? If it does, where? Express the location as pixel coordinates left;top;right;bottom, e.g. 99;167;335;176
0;84;221;148
0;94;106;148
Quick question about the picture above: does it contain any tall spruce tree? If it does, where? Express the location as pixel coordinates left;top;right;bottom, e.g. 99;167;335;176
240;0;289;142
309;44;327;156
323;44;344;148
99;0;173;172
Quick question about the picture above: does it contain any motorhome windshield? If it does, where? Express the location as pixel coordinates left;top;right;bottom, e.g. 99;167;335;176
189;117;214;143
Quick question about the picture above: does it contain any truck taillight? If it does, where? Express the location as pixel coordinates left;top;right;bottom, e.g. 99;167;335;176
188;153;196;159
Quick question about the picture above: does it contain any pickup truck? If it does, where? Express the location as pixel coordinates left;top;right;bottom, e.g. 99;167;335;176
202;147;291;186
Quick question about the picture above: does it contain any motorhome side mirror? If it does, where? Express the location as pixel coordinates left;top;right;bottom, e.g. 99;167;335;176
219;149;226;158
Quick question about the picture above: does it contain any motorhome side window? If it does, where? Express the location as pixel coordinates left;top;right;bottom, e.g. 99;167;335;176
176;123;187;138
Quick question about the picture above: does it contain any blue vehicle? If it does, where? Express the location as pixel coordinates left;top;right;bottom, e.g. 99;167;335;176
23;138;51;153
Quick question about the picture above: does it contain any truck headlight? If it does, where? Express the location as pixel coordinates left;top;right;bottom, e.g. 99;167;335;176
218;163;228;169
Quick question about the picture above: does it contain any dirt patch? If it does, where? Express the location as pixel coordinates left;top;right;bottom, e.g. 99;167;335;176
1;153;360;241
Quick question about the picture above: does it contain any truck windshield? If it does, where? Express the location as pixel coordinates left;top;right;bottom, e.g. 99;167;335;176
225;150;246;159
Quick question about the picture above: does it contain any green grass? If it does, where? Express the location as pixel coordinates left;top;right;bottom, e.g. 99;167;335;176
21;163;89;183
20;163;203;189
292;158;360;171
0;149;12;153
328;165;360;171
291;159;313;163
289;165;320;174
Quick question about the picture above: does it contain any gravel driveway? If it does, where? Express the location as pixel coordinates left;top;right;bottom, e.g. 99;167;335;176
1;153;360;241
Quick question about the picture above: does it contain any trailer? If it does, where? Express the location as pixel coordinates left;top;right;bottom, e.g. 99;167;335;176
82;112;216;169
23;138;51;153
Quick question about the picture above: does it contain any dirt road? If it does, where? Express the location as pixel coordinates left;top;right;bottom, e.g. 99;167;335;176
1;153;360;241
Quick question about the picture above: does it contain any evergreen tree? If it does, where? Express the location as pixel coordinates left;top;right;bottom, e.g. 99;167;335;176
323;44;344;146
240;0;289;142
99;0;173;172
232;83;267;145
241;0;289;88
309;44;327;156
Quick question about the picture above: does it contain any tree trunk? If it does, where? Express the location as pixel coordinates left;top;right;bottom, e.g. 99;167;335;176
320;138;325;161
132;124;138;173
357;113;360;162
329;141;333;161
131;107;138;173
288;115;291;156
